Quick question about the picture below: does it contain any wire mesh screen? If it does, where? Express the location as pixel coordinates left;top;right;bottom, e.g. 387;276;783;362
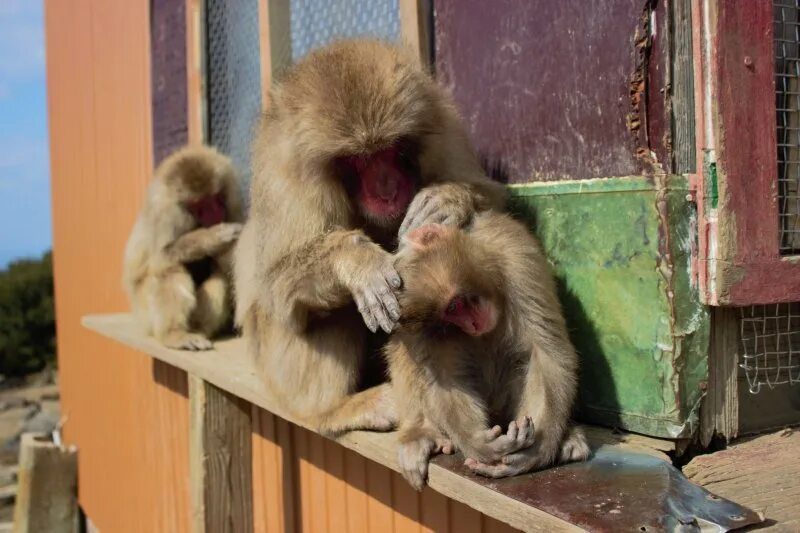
740;304;800;393
775;1;800;253
206;0;262;196
289;0;400;62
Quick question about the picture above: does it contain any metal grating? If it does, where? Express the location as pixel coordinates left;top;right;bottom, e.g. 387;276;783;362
289;0;400;62
775;1;800;253
206;0;262;197
739;303;800;393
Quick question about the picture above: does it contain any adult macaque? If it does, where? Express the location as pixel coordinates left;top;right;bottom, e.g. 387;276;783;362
386;212;589;488
123;145;243;350
234;39;504;434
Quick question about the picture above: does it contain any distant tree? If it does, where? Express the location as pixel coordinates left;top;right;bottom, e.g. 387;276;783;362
0;252;56;376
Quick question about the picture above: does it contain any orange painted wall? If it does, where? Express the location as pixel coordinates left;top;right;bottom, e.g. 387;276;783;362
45;1;191;531
46;1;517;531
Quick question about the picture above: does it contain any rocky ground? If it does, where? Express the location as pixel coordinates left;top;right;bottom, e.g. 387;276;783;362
0;370;60;528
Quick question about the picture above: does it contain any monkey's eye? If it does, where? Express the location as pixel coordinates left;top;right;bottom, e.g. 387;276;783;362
446;296;465;315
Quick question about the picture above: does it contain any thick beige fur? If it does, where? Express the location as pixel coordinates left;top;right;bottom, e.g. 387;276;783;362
233;39;504;434
123;145;244;350
387;211;590;487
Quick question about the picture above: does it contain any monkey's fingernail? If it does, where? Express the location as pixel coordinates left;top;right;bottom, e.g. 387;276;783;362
391;277;402;288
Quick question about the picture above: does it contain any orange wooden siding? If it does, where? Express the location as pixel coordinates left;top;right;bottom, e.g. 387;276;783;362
47;1;519;531
251;408;518;533
45;0;191;531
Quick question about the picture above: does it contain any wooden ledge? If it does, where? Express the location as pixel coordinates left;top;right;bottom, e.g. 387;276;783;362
81;313;762;533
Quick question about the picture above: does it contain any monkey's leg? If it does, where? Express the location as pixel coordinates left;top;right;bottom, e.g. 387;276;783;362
192;270;231;338
151;268;213;351
314;383;397;437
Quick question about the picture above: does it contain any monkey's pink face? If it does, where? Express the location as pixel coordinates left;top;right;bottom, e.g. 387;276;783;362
341;146;416;223
398;223;500;337
186;192;226;227
442;293;498;337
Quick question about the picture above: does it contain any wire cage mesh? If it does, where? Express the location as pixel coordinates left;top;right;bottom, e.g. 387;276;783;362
206;0;262;197
739;303;800;393
289;0;400;62
775;0;800;253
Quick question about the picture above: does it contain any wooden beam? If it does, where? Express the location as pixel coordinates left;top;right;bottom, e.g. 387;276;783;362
189;375;253;533
399;0;432;67
186;0;206;143
699;307;739;446
13;433;78;533
258;0;292;110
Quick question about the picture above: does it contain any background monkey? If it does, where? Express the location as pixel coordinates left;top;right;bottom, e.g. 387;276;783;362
123;145;244;350
386;212;590;488
234;39;505;434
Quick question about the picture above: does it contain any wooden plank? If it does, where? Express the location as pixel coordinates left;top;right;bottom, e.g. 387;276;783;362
189;375;253;533
186;0;206;142
83;313;695;533
671;0;696;174
13;434;78;533
705;1;800;304
399;0;432;67
699;307;739;446
684;429;797;529
258;0;291;109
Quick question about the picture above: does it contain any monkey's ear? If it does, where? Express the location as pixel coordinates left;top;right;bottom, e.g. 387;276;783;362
404;224;449;250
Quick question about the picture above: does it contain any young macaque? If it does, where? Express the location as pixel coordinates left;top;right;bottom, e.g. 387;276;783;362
386;212;590;489
123;145;243;350
233;39;505;434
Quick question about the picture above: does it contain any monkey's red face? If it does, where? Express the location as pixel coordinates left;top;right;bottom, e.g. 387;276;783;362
186;192;226;227
341;146;416;223
442;294;498;337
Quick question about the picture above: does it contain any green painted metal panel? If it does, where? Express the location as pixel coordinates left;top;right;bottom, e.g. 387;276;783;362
510;176;709;438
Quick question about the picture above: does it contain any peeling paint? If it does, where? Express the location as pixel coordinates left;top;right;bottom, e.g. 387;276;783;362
511;175;709;438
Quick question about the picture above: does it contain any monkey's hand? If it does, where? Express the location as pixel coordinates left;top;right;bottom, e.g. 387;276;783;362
465;425;590;478
399;183;476;237
340;242;402;333
209;222;243;249
467;417;536;464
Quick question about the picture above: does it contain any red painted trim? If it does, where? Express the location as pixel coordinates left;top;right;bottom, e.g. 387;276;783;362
707;0;800;304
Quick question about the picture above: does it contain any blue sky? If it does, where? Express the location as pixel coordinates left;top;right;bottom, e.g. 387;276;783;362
0;0;50;269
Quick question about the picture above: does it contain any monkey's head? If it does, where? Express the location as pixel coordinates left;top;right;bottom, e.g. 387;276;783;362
395;224;502;338
273;39;449;229
158;146;239;228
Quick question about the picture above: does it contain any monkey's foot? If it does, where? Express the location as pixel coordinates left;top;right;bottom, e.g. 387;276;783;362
397;438;436;491
472;416;536;462
162;332;213;351
433;436;455;455
559;426;591;463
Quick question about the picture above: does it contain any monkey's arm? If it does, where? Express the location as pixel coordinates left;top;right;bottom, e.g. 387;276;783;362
268;230;402;333
163;223;242;264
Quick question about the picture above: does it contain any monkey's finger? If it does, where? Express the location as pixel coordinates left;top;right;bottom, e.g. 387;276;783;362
516;417;536;448
377;283;401;322
506;420;519;442
464;459;516;478
356;294;379;333
485;425;503;441
365;289;394;334
382;264;403;291
400;193;432;235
